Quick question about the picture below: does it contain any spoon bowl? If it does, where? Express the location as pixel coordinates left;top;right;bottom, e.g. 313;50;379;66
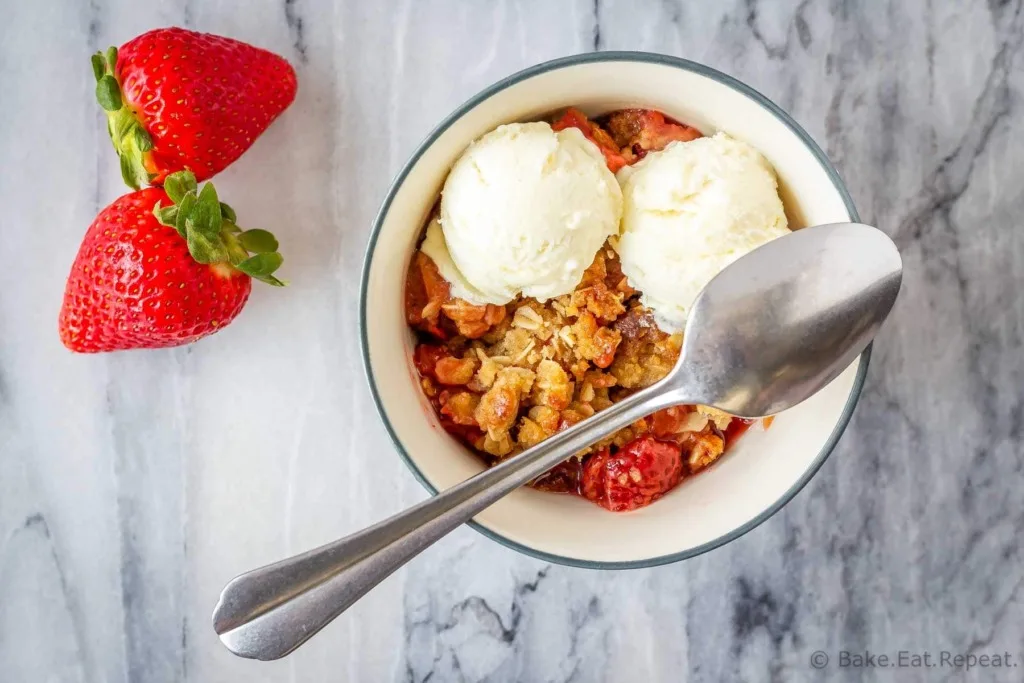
673;222;902;416
213;222;901;660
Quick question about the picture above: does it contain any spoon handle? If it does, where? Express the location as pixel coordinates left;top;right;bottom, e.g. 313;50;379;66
212;384;670;660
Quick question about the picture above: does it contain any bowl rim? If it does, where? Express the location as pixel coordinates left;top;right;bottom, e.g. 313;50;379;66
359;51;868;570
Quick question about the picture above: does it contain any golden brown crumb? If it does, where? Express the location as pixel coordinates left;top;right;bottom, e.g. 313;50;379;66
533;359;573;410
441;391;479;425
483;432;514;457
528;405;560;434
685;430;726;470
516;417;547;449
697;405;733;431
572;312;621;368
409;246;712;465
475;380;519;434
435;356;478;385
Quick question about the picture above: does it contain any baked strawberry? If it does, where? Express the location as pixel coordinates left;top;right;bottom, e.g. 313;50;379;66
91;28;297;189
412;344;451;379
601;109;702;160
552;108;628;173
59;171;284;352
581;436;684;511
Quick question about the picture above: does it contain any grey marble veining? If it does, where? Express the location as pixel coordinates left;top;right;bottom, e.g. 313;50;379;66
1;0;1022;681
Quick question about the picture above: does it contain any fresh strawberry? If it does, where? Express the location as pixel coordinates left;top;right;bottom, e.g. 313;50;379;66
91;28;297;189
581;436;684;511
59;171;284;352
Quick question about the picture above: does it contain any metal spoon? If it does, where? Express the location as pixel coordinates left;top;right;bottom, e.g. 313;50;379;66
213;222;902;660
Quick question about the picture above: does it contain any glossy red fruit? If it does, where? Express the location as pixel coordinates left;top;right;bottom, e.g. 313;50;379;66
59;171;285;353
602;109;702;161
552;107;628;173
581;436;684;511
91;27;297;188
413;344;450;379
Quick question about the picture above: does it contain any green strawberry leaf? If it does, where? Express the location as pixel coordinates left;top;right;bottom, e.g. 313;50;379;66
186;229;228;264
112;114;135;146
253;273;287;287
175;193;197;238
118;153;149;191
118;155;133;188
133;127;153;152
152;202;181;234
94;45;160;193
96;75;122;112
220;230;250;266
170;170;198;196
191;183;222;239
164;173;189;204
236;252;283;278
91;53;105;81
219;202;237;223
154;172;288;283
238;229;279;254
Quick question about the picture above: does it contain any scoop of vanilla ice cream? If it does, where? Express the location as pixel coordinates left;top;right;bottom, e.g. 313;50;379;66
420;217;489;302
437;122;622;305
614;133;789;331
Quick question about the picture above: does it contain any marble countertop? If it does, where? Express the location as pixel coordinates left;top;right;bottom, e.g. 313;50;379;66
3;0;1023;681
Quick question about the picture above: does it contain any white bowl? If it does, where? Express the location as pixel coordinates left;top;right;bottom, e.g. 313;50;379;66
360;53;867;569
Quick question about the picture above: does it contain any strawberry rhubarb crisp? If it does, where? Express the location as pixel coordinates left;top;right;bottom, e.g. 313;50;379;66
405;108;787;512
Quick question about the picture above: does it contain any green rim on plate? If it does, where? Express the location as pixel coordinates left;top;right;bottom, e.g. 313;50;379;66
359;51;868;570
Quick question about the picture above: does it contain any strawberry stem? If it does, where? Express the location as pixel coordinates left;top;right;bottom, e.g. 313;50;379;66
92;46;153;190
153;171;286;286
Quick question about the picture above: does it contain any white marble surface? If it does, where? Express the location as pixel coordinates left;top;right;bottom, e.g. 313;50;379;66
2;0;1023;681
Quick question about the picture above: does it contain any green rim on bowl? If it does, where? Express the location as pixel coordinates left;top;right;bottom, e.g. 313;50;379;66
359;51;868;570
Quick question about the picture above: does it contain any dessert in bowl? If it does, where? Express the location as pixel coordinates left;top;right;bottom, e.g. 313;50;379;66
361;53;866;567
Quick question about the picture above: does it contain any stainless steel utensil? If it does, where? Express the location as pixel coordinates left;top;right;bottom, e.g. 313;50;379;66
213;222;902;660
